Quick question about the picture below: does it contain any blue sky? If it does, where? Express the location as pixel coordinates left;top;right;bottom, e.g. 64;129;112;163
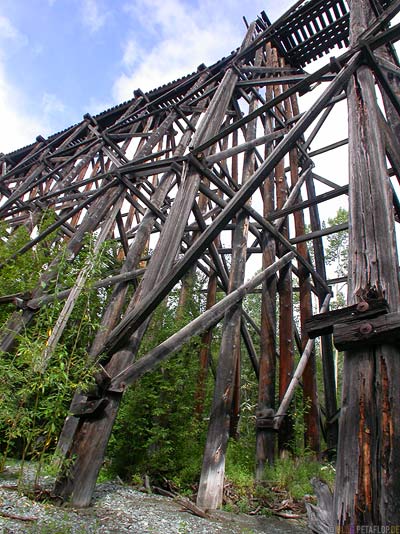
0;0;293;154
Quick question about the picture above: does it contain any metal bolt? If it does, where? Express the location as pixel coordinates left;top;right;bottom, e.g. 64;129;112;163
359;322;373;335
356;301;370;313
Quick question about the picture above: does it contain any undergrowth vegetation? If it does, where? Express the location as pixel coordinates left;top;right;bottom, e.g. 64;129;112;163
0;209;346;515
0;220;120;472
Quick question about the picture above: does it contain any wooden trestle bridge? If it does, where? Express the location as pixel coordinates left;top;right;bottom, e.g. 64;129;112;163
1;0;400;529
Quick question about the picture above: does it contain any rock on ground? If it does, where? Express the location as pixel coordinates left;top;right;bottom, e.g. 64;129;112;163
0;465;308;533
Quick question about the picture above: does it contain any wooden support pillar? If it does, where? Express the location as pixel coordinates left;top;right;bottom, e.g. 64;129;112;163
256;42;277;478
196;36;260;511
333;0;400;526
287;87;320;455
305;172;338;455
273;54;294;455
227;129;241;442
195;271;217;416
229;344;241;440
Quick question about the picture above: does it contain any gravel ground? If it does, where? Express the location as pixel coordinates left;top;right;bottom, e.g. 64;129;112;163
0;464;308;534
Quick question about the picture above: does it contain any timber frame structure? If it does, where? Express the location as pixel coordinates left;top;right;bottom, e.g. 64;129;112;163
1;0;400;528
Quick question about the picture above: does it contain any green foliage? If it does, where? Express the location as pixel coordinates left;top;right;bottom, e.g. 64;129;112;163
264;455;335;500
0;229;120;472
288;389;312;456
107;280;211;488
325;206;348;278
225;439;255;491
0;213;59;324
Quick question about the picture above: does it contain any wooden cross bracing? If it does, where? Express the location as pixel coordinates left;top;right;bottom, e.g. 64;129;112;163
1;0;400;526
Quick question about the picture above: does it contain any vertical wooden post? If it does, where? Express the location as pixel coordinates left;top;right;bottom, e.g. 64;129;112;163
256;42;277;477
196;37;260;511
305;172;338;455
273;53;294;455
286;84;320;454
195;271;217;416
228;129;241;442
334;0;400;525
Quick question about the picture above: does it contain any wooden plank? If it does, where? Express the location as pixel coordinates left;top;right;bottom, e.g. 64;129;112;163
204;130;286;165
108;256;294;393
333;312;400;351
305;298;389;338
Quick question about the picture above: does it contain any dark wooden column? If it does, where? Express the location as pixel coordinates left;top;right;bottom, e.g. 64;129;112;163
196;38;261;511
286;86;320;455
305;172;338;455
333;0;400;526
274;55;295;454
195;270;217;416
256;42;277;477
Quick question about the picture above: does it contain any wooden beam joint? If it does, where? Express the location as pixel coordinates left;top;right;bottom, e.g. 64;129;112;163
255;408;277;430
305;297;389;338
70;397;109;418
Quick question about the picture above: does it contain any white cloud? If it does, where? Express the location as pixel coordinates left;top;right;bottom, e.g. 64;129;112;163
0;15;28;47
0;15;47;154
0;62;49;154
122;39;139;68
113;0;293;102
81;0;109;34
84;96;113;116
42;92;66;116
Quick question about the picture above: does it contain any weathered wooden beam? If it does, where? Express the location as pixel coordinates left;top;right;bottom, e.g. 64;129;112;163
197;45;261;509
305;169;339;455
333;1;400;527
274;294;331;431
308;138;348;158
99;57;358;358
108;253;294;393
268;184;349;222
236;73;336;86
292;222;348;245
305;298;389;339
256;42;278;477
333;311;400;352
204;129;286;165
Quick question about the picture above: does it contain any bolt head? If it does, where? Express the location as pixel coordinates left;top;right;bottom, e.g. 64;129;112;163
356;301;370;313
359;322;373;335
